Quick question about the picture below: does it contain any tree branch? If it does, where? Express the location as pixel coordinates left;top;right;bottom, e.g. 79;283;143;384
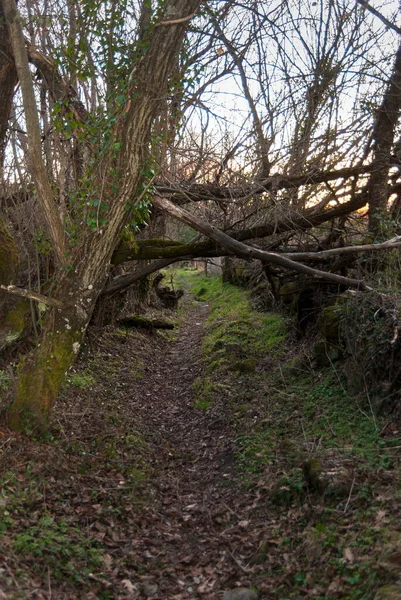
156;12;197;26
2;0;66;264
155;164;374;203
356;0;401;36
153;195;371;291
0;285;65;308
286;237;401;261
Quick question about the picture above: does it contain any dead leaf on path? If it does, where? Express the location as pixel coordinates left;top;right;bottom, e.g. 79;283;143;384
343;548;354;563
238;520;250;528
121;579;136;592
103;554;113;569
376;510;387;522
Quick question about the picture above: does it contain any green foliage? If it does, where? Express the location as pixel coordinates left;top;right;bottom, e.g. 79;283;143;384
66;371;95;389
12;516;103;580
0;369;12;391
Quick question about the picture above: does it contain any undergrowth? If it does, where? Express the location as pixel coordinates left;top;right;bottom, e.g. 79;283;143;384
174;267;401;599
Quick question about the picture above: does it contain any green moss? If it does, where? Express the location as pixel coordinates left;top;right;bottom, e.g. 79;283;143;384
231;359;256;373
9;325;82;433
0;300;30;350
279;281;299;304
112;238;211;265
66;371;95;389
320;304;342;340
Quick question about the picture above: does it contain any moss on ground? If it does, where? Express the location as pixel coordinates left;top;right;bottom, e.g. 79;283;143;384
174;268;401;600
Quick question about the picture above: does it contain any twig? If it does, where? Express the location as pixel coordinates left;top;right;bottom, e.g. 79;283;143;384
343;477;356;513
356;0;401;36
0;284;64;308
227;549;250;572
155;13;196;26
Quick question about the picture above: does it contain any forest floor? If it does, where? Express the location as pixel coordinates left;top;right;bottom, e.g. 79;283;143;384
0;269;401;599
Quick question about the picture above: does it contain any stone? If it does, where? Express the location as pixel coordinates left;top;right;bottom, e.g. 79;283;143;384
231;359;256;373
141;580;159;597
225;342;243;356
319;304;342;341
313;340;342;366
279;281;299;305
223;588;258;600
373;585;401;599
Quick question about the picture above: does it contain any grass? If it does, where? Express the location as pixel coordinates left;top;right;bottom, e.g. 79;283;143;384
174;269;287;413
66;370;95;389
172;267;401;599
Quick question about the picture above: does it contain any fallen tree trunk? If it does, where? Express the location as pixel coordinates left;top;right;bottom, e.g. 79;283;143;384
152;195;371;291
118;316;175;330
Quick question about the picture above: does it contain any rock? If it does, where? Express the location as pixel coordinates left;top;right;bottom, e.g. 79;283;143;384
279;281;299;305
223;588;258;600
231;359;256;373
373;584;401;599
313;340;342;366
319;304;342;341
0;299;30;351
141;580;159;597
225;342;243;357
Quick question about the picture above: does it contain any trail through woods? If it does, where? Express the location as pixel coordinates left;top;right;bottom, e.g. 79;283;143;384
120;298;269;598
2;285;401;599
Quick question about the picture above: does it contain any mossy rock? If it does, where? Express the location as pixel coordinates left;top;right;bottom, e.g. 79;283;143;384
319;304;343;341
374;585;401;600
231;359;256;373
313;340;342;366
225;343;243;357
279;281;299;305
302;458;326;492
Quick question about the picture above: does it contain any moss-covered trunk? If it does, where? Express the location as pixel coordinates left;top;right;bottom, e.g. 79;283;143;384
8;312;82;432
5;0;201;432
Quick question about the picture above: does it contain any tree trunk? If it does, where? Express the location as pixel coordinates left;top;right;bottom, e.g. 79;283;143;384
0;0;17;165
368;43;401;236
6;0;200;432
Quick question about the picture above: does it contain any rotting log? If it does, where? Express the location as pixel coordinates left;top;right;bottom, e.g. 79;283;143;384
118;315;175;329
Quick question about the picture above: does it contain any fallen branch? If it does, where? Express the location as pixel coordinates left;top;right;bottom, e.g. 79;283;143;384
0;284;65;308
286;237;401;261
118;316;175;329
152;195;371;291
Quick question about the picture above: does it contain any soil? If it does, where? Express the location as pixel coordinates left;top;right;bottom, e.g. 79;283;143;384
1;291;400;599
0;296;272;599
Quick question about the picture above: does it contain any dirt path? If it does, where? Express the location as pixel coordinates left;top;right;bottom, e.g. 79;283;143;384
127;298;266;599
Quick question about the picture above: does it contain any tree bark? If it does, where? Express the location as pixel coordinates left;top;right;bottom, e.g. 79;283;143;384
368;43;401;236
7;0;200;432
153;195;370;291
0;0;17;166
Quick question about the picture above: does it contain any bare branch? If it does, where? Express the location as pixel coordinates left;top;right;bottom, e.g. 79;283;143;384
2;0;66;264
286;238;401;261
156;13;197;27
356;0;401;36
0;285;65;308
153;195;371;291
